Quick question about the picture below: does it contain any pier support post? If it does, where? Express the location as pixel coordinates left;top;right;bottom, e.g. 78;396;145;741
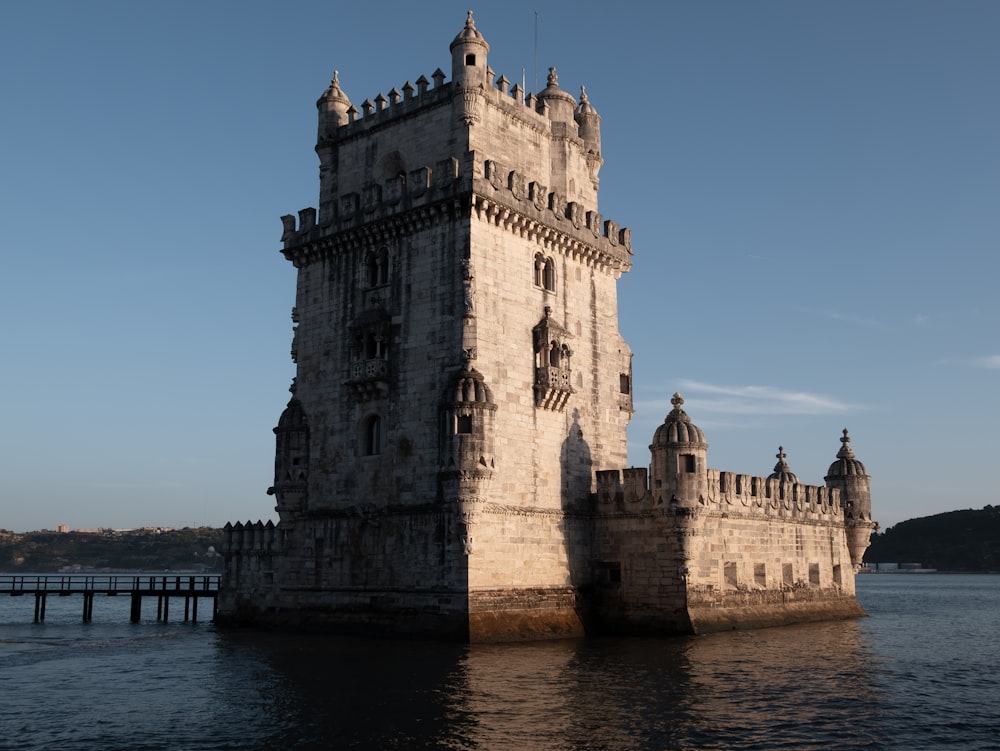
130;593;142;623
34;592;46;623
82;592;94;623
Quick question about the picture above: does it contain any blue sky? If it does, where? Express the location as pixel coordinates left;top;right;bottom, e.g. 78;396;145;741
1;1;996;533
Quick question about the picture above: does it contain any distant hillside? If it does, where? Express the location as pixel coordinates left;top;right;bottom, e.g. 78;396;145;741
866;506;1000;572
0;527;223;573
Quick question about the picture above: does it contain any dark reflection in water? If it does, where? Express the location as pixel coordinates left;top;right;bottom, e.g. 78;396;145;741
2;575;999;751
217;618;885;751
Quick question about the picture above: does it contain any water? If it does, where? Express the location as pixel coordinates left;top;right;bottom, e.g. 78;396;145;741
1;575;998;751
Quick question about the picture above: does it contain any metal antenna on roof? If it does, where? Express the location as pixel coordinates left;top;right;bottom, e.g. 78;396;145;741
534;11;539;94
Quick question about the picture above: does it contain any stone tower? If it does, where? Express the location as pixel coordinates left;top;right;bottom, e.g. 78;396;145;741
219;13;874;641
218;12;634;640
825;429;876;567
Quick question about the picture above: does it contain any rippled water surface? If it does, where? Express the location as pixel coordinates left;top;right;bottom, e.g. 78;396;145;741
1;575;998;750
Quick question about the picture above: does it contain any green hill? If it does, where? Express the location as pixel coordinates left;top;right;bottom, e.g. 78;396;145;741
866;506;1000;572
0;527;223;573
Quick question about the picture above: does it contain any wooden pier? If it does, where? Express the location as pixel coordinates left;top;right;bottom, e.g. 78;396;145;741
0;574;220;623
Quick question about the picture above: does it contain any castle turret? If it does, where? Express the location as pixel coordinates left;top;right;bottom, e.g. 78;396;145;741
268;381;310;523
767;446;798;483
537;67;578;125
825;429;875;567
450;10;490;89
649;393;709;507
574;85;603;188
439;364;497;557
316;70;353;141
574;86;602;155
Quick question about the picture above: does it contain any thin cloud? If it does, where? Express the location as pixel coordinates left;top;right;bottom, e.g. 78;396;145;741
672;380;855;415
816;308;886;330
973;355;1000;369
938;355;1000;369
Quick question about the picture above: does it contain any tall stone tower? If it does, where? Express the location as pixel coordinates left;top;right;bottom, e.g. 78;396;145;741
218;12;634;641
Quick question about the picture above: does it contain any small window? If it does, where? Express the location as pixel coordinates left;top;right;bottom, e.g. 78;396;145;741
724;562;738;588
683;454;696;473
533;254;556;291
364;333;386;359
456;415;473;434
364;415;383;455
782;563;793;586
465;54;476;66
543;258;556;291
364;247;389;288
754;563;766;587
809;563;820;586
619;373;631;394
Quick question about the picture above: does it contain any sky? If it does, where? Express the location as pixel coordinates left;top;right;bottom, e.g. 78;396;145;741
1;1;997;533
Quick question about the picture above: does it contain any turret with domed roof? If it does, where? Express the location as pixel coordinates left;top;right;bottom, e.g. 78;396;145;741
649;393;709;507
825;429;875;567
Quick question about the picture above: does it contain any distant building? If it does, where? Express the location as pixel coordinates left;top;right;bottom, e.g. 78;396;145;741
218;13;876;641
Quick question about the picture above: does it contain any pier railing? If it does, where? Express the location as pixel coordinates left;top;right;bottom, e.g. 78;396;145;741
0;574;220;623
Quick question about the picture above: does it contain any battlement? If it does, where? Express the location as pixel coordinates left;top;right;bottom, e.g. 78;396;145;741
317;64;593;147
596;467;843;522
278;151;631;271
221;520;277;555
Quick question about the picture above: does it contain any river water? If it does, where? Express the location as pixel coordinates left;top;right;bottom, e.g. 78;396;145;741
0;574;997;751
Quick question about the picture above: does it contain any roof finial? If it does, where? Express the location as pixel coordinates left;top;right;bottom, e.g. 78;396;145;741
466;9;475;28
837;428;857;459
666;392;692;424
769;445;798;481
547;67;559;88
837;428;854;459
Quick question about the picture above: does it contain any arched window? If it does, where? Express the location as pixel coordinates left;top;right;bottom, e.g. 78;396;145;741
364;332;386;359
543;257;556;292
533;253;545;287
364;247;390;288
363;415;383;455
549;341;560;367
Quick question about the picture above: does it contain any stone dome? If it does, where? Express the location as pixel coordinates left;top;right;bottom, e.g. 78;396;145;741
450;10;489;53
276;396;307;432
651;393;707;447
317;70;353;117
446;366;496;408
825;429;868;478
767;446;798;482
575;85;599;116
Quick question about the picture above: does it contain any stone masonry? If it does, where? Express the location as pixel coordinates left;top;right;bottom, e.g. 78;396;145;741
217;13;876;641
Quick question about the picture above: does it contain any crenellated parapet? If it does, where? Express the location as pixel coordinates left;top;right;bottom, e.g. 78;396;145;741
221;520;279;555
277;151;631;273
596;467;844;524
279;154;466;253
475;158;631;271
705;470;843;521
